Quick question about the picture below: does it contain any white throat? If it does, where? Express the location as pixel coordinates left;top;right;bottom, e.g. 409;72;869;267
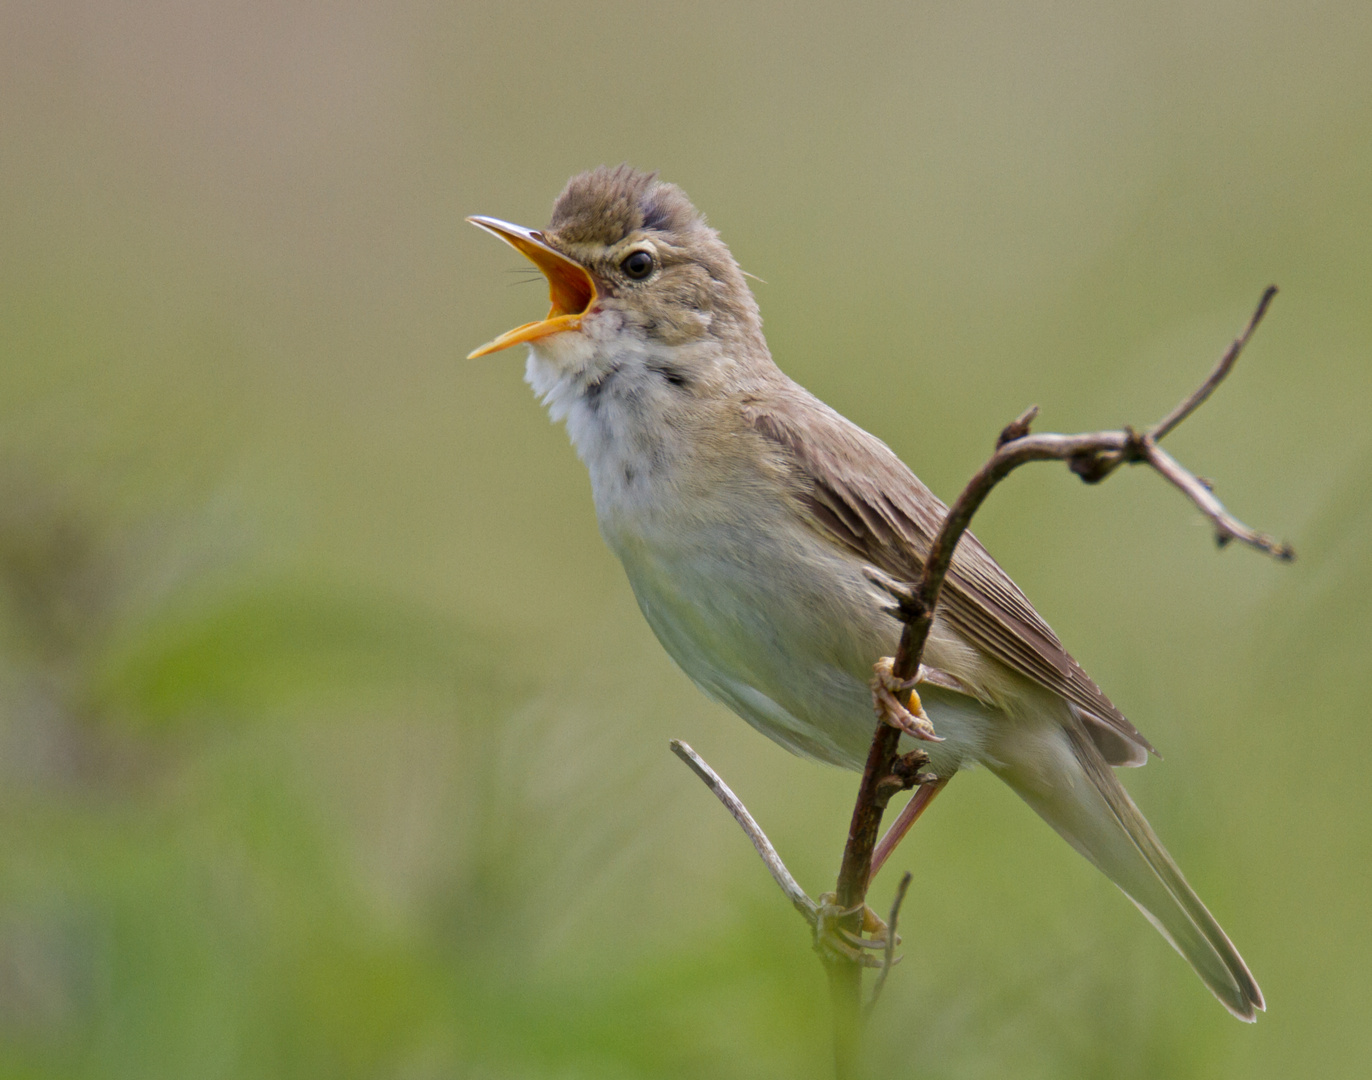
524;327;700;528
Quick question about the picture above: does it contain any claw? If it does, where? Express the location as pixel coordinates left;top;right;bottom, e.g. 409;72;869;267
860;901;901;946
871;657;943;742
813;894;902;966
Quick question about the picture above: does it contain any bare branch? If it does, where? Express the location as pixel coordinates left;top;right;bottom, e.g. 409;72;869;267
1152;286;1277;442
912;289;1293;639
919;425;1294;579
1077;286;1279;479
670;739;819;926
868;871;914;1014
674;288;1291;1076
832;726;905;912
816;288;1291;1066
1143;436;1295;559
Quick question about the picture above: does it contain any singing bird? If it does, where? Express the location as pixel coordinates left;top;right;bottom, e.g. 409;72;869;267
467;165;1263;1020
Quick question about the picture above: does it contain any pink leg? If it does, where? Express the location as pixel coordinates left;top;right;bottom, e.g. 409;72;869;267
869;777;950;884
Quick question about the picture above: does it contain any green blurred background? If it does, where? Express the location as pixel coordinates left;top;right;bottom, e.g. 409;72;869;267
1;2;1369;1077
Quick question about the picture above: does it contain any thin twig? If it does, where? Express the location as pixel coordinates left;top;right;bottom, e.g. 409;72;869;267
1068;286;1279;480
817;287;1290;1071
868;871;914;1014
1143;436;1295;559
1151;286;1277;442
670;740;819;925
669;289;1290;1079
912;289;1293;627
852;290;1292;895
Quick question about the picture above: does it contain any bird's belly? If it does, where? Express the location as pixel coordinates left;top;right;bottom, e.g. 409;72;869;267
605;510;995;773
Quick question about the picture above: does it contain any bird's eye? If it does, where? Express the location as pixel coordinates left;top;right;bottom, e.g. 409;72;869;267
622;250;655;280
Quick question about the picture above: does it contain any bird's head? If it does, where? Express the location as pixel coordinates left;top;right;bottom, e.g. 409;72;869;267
467;166;764;379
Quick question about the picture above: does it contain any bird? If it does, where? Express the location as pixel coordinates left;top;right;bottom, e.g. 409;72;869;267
465;165;1263;1021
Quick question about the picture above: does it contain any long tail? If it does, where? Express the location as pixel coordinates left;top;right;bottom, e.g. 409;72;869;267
991;717;1265;1021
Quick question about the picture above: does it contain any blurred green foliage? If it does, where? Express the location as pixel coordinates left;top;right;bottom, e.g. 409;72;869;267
1;1;1370;1077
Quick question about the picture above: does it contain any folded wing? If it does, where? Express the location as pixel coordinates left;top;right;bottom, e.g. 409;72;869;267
743;388;1154;766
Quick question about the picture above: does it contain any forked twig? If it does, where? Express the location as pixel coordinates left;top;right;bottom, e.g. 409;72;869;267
671;288;1292;1079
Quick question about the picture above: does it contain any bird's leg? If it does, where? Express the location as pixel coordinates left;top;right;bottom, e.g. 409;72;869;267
870;656;943;742
869;776;950;882
813;892;902;966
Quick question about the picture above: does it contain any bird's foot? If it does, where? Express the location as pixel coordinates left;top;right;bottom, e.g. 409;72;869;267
871;657;942;742
813;892;901;967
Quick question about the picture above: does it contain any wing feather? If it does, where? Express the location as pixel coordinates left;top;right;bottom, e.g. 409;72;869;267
743;390;1155;764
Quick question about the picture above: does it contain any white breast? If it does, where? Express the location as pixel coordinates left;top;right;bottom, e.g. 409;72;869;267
524;338;995;774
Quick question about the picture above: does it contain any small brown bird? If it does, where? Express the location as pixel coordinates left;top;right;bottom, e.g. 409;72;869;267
468;165;1263;1020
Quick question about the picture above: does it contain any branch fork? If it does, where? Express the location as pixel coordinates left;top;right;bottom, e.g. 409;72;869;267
670;288;1293;1077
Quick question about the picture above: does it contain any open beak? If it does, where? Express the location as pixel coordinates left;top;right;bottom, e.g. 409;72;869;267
466;216;598;358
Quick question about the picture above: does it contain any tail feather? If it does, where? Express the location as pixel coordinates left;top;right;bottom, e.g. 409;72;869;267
993;718;1264;1021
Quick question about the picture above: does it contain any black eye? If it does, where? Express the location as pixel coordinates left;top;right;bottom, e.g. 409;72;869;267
622;250;654;280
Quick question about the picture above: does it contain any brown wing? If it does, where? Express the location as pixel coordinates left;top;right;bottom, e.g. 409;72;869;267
743;388;1155;765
